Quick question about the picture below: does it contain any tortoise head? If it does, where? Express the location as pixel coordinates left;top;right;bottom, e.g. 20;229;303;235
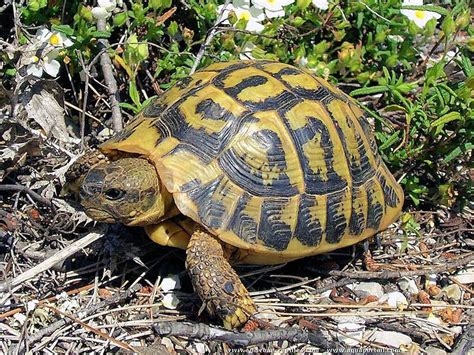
80;157;174;226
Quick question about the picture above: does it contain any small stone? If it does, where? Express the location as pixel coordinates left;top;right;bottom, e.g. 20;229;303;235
162;293;180;309
337;322;365;346
453;269;474;284
451;326;463;335
161;337;174;352
352;282;384;298
13;313;27;325
443;284;462;301
367;330;412;348
427;313;443;325
192;342;209;353
379;292;408;308
426;273;438;287
160;274;181;292
424;346;447;355
398;278;419;295
335;316;366;324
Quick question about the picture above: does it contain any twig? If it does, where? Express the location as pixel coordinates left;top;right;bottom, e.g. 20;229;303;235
12;289;133;354
0;232;104;292
315;253;474;279
189;0;231;75
43;304;136;352
451;325;473;354
0;184;53;207
96;18;123;132
153;321;336;348
0;284;95;320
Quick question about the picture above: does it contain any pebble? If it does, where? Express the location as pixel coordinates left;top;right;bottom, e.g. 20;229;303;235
337;322;365;346
160;274;181;292
442;284;462;301
162;293;180;309
398;278;419;295
351;282;384;298
367;330;412;348
425;346;447;355
453;268;474;284
378;291;408;308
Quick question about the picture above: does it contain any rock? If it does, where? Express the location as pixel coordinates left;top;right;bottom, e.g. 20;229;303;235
453;269;474;284
426;273;438;286
160;274;181;292
443;284;462;301
335;316;366;324
398;278;419;295
379;292;408;308
424;346;447;355
427;313;443;325
337;322;365;346
162;293;180;309
367;330;412;348
351;282;384;298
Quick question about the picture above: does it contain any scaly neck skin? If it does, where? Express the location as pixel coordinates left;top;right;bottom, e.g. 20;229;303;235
80;157;179;226
126;180;179;226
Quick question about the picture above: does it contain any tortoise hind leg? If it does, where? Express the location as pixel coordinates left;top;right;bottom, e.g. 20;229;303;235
186;227;256;329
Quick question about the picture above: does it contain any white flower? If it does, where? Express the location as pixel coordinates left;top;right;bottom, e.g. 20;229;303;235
295;56;309;67
240;42;256;60
312;0;329;10
218;0;265;33
35;28;74;48
401;0;441;28
25;48;61;78
252;0;294;18
92;0;120;19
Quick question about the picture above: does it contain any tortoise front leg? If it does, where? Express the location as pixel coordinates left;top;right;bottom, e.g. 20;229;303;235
186;227;256;329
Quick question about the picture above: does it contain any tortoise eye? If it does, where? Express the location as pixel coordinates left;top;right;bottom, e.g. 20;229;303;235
104;188;125;201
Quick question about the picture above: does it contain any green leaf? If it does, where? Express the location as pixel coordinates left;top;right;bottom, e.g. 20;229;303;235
430;112;461;127
400;5;449;16
119;102;140;114
380;130;401;150
443;142;473;163
383;104;407;112
91;31;111;38
113;12;128;27
52;24;74;36
129;81;141;107
350;86;389;96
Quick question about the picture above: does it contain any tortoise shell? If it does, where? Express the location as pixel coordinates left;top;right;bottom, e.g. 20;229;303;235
101;60;403;260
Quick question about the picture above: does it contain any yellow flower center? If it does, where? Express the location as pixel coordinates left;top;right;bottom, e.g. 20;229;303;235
32;55;39;63
238;10;251;21
415;10;426;19
50;34;60;46
268;0;276;3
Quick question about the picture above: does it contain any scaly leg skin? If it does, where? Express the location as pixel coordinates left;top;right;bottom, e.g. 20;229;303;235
186;227;256;329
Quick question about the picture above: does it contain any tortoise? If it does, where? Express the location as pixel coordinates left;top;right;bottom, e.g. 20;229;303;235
72;60;404;329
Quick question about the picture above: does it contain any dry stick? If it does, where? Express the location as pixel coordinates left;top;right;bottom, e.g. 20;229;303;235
96;18;123;132
189;0;231;75
12;289;133;354
323;252;474;280
0;184;52;207
154;321;337;348
0;284;95;320
43;304;136;352
0;232;104;292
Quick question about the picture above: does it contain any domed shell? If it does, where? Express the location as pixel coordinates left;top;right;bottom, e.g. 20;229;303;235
101;60;404;260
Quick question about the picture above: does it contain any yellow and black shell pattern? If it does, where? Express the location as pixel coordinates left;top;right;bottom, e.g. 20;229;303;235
102;60;404;261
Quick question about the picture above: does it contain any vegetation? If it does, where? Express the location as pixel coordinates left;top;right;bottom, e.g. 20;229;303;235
1;0;472;209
